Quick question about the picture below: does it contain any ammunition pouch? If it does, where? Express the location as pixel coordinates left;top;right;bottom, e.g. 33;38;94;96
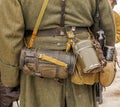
73;40;101;73
19;48;76;79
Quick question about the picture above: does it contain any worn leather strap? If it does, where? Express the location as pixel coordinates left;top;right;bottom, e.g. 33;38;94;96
60;0;65;27
25;27;88;36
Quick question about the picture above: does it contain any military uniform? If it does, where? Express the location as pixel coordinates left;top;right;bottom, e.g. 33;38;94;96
114;11;120;43
0;0;115;107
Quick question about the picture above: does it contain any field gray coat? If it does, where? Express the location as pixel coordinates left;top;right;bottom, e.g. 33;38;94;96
0;0;115;107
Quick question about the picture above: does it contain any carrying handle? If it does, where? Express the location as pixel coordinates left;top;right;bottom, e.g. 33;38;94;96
28;0;49;48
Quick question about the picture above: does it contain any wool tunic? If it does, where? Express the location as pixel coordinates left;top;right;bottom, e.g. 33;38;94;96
0;0;115;107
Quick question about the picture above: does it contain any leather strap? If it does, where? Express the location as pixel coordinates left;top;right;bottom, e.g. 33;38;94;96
25;27;88;36
60;0;65;27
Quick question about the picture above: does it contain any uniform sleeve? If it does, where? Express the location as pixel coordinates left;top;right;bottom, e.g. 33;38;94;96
99;0;115;46
0;0;24;87
113;11;120;43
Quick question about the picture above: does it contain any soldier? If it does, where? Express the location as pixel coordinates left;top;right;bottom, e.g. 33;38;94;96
109;0;120;43
114;0;120;17
109;0;117;8
0;0;115;107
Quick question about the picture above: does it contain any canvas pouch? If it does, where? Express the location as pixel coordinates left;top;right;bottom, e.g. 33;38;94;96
19;48;76;79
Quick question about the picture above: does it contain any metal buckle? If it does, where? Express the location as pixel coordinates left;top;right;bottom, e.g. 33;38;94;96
60;30;65;35
65;26;75;38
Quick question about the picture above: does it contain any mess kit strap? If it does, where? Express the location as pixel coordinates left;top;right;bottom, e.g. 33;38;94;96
28;0;49;48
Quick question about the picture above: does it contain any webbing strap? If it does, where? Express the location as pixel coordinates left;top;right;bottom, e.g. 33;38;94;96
95;0;101;29
28;0;49;48
60;0;65;27
39;54;68;68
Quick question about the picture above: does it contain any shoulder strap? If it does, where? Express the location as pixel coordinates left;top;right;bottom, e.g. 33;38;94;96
95;0;102;30
28;0;49;48
60;0;66;27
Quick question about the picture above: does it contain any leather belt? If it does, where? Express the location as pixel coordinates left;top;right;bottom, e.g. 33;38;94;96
25;27;88;36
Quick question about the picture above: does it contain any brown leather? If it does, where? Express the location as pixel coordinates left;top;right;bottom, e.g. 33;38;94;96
60;0;65;27
25;27;88;36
